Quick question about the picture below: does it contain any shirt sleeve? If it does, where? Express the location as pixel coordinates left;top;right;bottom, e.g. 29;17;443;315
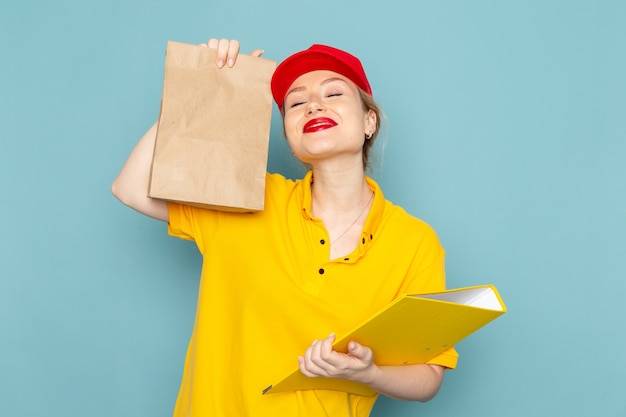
167;202;195;241
426;347;458;369
167;202;222;254
404;219;459;369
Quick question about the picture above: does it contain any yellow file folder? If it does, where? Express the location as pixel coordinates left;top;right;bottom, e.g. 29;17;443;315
263;285;506;396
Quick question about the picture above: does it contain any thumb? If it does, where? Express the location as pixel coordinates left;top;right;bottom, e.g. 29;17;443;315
250;48;264;57
348;341;367;359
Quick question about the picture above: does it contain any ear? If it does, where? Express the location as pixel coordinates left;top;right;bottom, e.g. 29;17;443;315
364;109;377;136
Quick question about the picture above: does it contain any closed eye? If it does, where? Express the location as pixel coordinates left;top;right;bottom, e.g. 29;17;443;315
289;101;306;108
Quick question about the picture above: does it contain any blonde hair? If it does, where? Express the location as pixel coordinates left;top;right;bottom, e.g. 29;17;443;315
359;89;382;170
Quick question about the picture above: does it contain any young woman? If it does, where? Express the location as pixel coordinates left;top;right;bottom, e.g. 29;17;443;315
112;38;457;417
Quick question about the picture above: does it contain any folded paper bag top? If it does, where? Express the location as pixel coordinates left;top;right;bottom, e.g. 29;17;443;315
148;41;276;212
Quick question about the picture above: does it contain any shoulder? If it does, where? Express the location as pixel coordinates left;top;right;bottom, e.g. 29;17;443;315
264;172;307;207
381;200;442;249
365;176;441;247
388;203;437;234
265;172;296;190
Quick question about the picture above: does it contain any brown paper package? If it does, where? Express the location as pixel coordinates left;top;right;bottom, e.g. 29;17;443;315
148;41;276;212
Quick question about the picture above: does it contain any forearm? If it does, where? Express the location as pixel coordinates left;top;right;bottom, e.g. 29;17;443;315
300;336;446;402
359;363;445;402
111;122;169;221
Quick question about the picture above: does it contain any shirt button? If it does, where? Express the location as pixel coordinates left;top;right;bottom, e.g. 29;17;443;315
320;239;326;245
318;268;325;275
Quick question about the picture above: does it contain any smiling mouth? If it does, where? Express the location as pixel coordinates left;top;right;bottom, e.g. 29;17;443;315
303;117;337;133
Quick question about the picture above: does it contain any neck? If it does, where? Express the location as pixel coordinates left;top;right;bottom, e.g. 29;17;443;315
309;167;374;258
310;167;369;208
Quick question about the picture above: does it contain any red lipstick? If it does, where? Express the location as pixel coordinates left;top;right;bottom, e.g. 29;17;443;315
303;117;337;133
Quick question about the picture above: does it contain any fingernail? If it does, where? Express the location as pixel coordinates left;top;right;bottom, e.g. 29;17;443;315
227;58;234;67
217;59;224;68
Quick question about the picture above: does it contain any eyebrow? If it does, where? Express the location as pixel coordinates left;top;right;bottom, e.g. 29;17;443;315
285;77;349;98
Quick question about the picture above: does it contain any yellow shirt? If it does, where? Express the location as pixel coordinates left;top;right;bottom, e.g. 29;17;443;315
167;171;458;417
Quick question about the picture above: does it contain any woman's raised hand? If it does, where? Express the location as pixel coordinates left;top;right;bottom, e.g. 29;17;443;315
203;38;264;68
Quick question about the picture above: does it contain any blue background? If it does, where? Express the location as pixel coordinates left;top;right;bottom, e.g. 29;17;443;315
1;1;625;416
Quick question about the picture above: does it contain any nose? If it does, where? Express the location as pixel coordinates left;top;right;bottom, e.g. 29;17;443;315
306;99;325;115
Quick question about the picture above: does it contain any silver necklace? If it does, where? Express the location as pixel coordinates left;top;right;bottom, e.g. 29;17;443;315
331;191;374;245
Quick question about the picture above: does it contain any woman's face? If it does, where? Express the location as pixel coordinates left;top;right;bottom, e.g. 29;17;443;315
282;70;376;167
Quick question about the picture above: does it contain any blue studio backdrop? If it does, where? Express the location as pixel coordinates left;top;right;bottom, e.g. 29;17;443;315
1;1;625;416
